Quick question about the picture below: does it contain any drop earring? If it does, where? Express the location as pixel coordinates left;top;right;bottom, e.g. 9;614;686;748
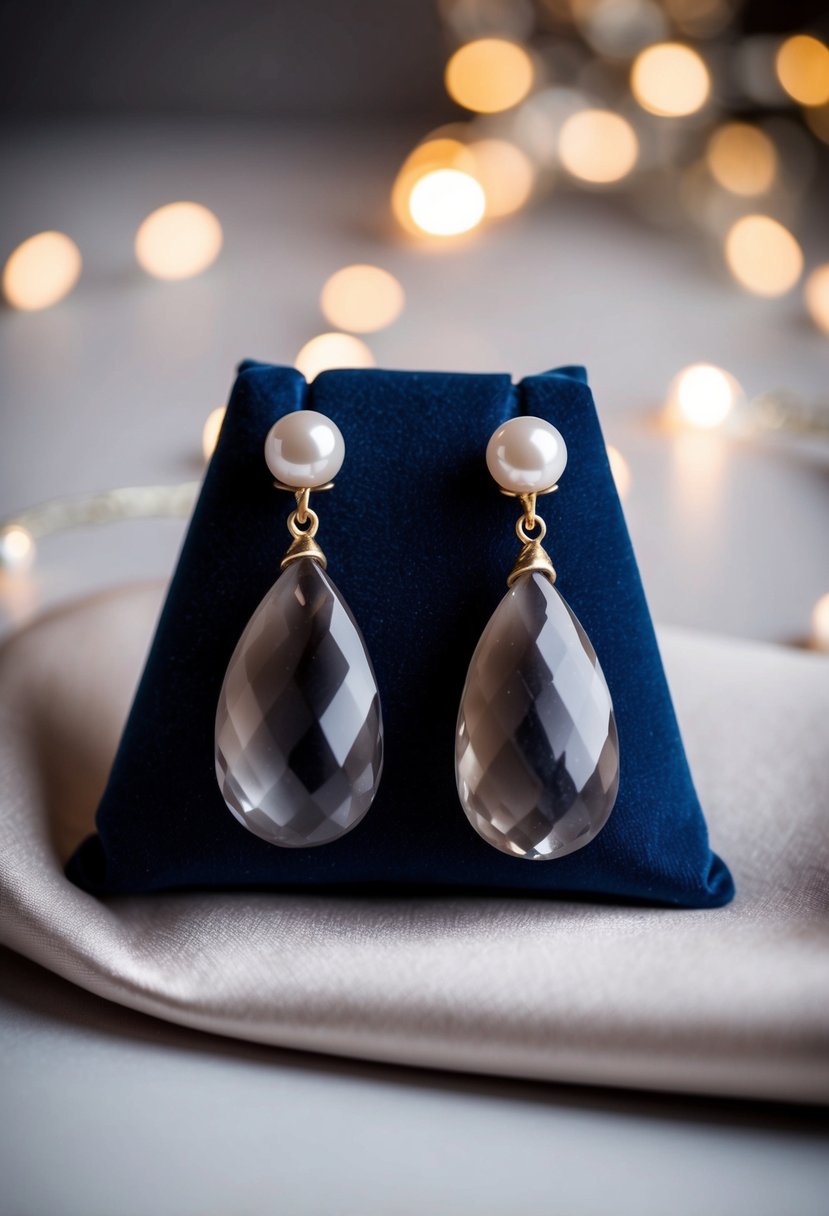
215;410;384;847
455;417;619;860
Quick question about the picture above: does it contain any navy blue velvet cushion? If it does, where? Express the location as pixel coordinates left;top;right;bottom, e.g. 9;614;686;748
67;362;734;907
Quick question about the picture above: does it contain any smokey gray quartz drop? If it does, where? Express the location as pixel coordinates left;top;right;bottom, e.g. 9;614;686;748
456;571;619;860
215;558;383;847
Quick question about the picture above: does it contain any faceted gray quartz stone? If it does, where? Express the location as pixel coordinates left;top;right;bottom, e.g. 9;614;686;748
215;558;383;847
456;571;619;860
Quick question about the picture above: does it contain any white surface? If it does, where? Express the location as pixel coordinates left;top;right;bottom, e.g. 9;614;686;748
0;119;828;641
1;947;828;1216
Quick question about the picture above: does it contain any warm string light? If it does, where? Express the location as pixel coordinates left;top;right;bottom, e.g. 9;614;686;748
0;525;36;572
320;264;405;332
706;123;777;196
391;138;472;236
775;35;829;107
445;38;534;113
391;132;538;236
724;215;803;298
558;110;639;184
2;231;82;311
294;333;375;381
667;364;743;429
135;202;223;281
408;168;486;236
630;42;711;116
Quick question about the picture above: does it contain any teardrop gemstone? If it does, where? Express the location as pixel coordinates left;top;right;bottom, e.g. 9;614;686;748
456;572;619;860
215;559;383;847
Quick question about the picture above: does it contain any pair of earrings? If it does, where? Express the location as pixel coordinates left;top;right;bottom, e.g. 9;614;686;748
215;410;619;862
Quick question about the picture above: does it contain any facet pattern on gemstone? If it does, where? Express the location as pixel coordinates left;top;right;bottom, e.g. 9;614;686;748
456;572;619;860
215;559;383;847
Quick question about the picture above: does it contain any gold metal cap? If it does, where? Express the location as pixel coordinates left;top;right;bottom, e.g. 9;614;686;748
280;532;327;570
507;539;556;587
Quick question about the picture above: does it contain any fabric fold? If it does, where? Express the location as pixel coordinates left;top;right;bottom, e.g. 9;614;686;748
1;584;827;1103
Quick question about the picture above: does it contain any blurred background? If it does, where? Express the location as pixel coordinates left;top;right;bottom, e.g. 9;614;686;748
1;0;827;646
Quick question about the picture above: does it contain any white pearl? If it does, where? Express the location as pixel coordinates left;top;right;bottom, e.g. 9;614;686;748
264;410;345;488
486;416;567;495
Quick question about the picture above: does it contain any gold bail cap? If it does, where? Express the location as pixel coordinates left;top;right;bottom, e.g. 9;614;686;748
507;539;556;587
281;531;327;570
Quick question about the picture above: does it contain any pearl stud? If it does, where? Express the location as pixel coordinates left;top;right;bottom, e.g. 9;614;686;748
486;416;568;495
264;410;345;489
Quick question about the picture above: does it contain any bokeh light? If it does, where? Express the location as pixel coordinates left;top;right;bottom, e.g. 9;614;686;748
135;202;223;281
706;123;777;196
804;265;829;335
445;38;534;113
202;406;226;461
391;139;475;235
408;168;486;236
2;231;82;311
775;34;829;107
468;139;535;216
0;525;36;572
606;444;632;499
668;363;742;429
320;264;405;333
631;42;711;116
724;215;803;297
295;333;375;382
559;110;639;184
811;592;829;651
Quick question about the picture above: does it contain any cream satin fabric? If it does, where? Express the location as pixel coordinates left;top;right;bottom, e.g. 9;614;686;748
0;584;827;1102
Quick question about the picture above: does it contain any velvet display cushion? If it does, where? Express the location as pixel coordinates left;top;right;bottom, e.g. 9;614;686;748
66;362;734;907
